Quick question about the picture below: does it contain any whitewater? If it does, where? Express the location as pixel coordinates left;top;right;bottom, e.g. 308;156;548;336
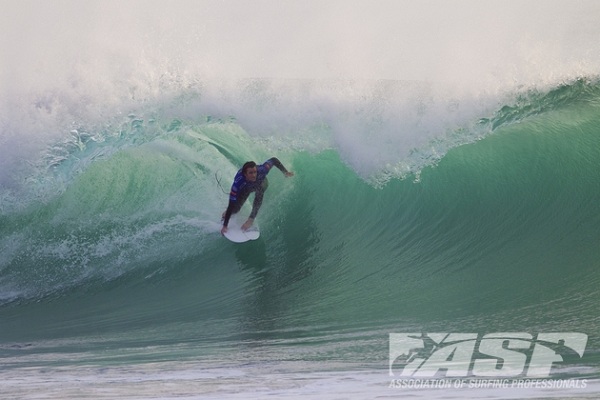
1;1;600;399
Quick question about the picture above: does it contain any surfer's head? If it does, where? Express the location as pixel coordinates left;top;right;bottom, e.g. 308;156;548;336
242;161;258;181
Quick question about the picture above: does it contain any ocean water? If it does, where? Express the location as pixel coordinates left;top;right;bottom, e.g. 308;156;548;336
1;1;600;399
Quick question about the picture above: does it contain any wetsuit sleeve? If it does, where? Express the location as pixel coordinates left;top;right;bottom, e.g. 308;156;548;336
265;157;289;174
248;180;268;219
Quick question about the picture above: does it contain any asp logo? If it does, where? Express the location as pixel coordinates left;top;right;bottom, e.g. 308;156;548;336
389;333;588;378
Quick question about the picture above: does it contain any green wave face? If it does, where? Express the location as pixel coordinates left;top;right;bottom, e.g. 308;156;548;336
0;81;599;377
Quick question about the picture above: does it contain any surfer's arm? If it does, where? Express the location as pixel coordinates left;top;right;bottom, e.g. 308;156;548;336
246;182;266;223
241;217;254;231
266;157;294;177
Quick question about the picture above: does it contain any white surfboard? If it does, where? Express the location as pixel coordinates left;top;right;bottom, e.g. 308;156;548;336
223;215;260;243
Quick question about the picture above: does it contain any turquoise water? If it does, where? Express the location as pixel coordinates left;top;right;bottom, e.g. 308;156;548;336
1;78;599;398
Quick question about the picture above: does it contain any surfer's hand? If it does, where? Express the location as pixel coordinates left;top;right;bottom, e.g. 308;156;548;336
285;171;294;177
241;218;254;231
220;226;228;235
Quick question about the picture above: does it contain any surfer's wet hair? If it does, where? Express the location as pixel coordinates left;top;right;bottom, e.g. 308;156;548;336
242;161;257;174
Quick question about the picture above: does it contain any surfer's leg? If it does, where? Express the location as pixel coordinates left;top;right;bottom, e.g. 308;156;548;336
234;190;251;212
222;190;250;220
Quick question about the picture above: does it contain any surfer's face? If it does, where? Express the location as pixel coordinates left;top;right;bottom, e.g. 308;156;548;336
244;166;258;181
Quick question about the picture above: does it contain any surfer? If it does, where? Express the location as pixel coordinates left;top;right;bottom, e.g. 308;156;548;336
221;157;294;234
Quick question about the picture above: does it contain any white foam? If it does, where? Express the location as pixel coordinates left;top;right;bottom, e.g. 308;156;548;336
1;358;598;400
1;1;599;183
